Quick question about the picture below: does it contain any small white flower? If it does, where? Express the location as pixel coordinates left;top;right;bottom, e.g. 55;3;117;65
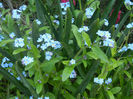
126;22;133;28
44;97;49;99
19;5;27;11
9;32;16;39
104;19;109;26
70;59;76;65
128;43;133;50
36;19;41;25
83;26;89;32
125;0;133;5
12;9;21;19
78;28;84;33
0;2;3;8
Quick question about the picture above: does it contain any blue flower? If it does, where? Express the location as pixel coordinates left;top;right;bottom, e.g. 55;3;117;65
70;70;77;78
94;77;104;85
14;38;25;47
45;51;53;61
118;46;128;53
105;78;112;85
12;9;21;19
0;2;3;8
85;8;95;19
19;5;27;11
0;35;4;42
125;0;133;5
128;43;133;50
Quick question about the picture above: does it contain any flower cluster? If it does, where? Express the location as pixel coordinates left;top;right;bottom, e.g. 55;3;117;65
1;57;13;68
60;1;70;15
78;26;90;33
9;32;16;39
14;38;25;47
12;5;27;19
45;51;53;61
21;56;34;66
126;22;133;28
118;43;133;53
94;77;112;85
125;0;133;5
96;30;115;48
85;8;95;19
37;33;61;50
70;69;77;78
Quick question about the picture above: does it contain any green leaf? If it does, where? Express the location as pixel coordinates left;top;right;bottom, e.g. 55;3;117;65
32;21;39;46
110;87;121;94
0;67;31;96
0;39;14;47
82;31;91;47
62;65;75;81
31;44;41;58
124;70;131;79
35;0;57;39
75;60;100;95
41;56;63;73
112;9;133;39
91;46;109;63
13;48;27;55
76;11;83;28
25;62;35;71
107;91;115;99
63;8;72;41
88;18;101;42
72;25;83;48
101;0;115;19
36;83;43;94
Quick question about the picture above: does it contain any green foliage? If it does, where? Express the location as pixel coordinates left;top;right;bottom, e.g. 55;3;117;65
0;0;133;98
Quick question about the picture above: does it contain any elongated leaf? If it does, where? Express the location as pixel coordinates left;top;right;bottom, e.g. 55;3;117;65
62;65;75;81
13;48;27;55
32;21;39;46
31;44;41;58
75;60;100;95
0;67;31;96
111;87;121;94
72;25;83;48
109;0;124;27
0;39;14;47
15;64;38;98
82;31;91;47
63;8;72;42
88;18;101;42
101;0;115;19
91;46;109;63
112;9;133;39
76;11;83;28
35;0;57;39
107;91;115;99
